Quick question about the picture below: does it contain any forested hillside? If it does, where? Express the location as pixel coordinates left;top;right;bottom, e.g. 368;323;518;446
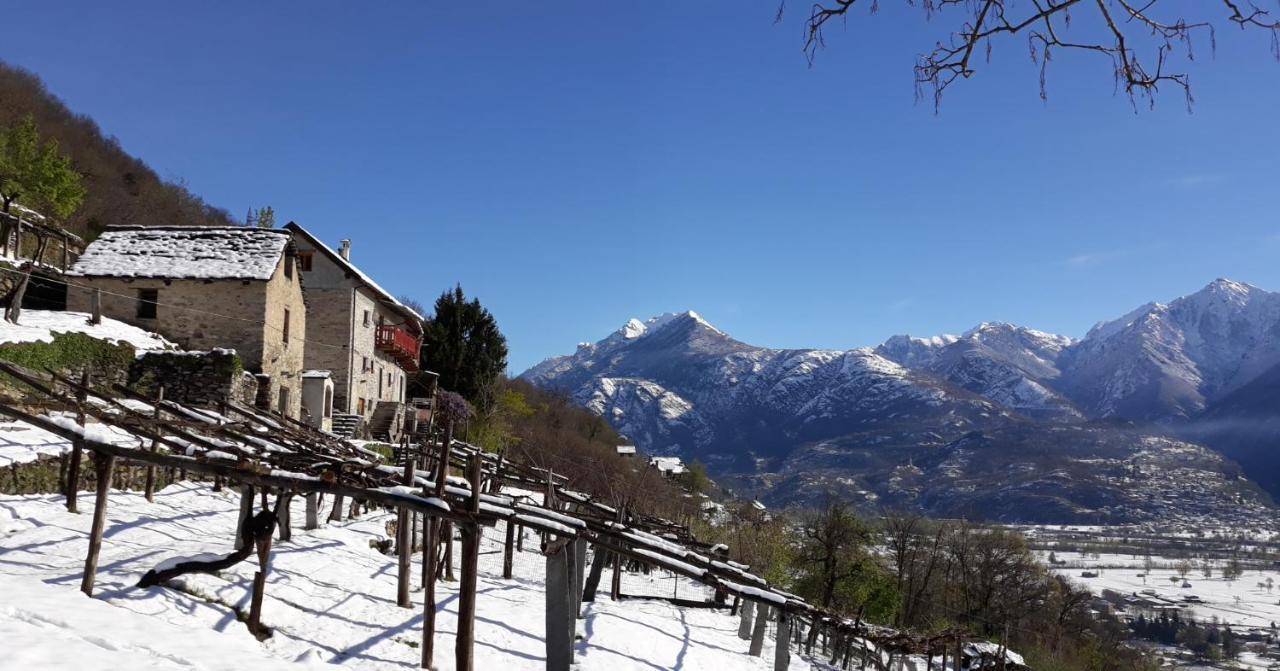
0;61;234;236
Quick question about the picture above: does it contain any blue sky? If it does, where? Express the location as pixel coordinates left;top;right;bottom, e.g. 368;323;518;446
5;2;1279;372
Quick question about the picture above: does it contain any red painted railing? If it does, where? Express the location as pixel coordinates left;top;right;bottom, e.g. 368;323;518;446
375;325;421;371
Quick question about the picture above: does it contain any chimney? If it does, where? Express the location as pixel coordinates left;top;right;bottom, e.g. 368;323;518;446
339;239;351;261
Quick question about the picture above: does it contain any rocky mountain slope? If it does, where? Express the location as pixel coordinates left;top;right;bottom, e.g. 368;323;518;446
522;280;1280;524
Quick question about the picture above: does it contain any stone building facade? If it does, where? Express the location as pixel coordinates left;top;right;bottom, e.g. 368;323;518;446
66;226;307;418
283;222;423;426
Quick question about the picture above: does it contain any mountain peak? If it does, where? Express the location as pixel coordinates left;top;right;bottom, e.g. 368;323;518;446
1197;278;1257;302
615;311;725;341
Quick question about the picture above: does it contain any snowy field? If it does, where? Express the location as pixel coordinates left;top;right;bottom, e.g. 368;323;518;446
0;482;832;670
1045;551;1280;630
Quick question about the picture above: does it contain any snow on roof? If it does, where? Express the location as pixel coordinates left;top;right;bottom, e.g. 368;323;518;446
284;223;424;327
68;226;292;280
302;370;332;378
616;445;636;455
0;310;172;351
649;456;685;474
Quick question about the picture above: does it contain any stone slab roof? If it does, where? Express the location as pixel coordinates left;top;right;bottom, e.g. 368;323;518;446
68;226;292;280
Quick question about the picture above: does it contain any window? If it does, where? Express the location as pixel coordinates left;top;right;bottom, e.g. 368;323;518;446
277;386;290;418
363;310;371;327
378;367;383;396
282;308;291;344
357;397;366;415
362;356;370;373
136;289;158;319
297;252;313;272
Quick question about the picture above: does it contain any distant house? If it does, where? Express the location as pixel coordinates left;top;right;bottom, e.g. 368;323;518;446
284;223;424;439
616;445;637;457
66;226;306;418
650;456;685;477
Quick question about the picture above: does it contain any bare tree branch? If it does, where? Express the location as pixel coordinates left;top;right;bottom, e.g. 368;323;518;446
792;0;1280;110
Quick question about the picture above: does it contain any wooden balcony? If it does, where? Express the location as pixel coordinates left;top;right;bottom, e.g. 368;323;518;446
375;325;421;372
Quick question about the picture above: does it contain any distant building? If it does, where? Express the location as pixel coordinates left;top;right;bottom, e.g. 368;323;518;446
616;445;637;457
67;226;306;418
650;456;685;476
284;223;424;440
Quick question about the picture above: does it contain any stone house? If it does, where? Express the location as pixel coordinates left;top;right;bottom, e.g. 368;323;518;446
66;226;307;418
283;222;424;439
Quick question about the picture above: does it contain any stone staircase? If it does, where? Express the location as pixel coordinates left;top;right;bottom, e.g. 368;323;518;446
331;412;362;438
368;401;406;443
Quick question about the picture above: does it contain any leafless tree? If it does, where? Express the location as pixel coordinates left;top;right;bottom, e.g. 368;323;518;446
788;0;1280;110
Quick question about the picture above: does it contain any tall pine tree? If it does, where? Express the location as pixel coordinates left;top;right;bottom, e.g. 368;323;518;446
420;285;508;409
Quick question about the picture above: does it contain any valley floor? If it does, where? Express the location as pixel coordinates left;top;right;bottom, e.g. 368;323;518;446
0;482;829;670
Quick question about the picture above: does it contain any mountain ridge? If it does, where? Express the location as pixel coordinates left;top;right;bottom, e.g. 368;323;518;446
520;279;1280;524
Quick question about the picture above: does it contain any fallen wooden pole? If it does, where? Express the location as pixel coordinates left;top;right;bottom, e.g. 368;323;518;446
80;452;115;596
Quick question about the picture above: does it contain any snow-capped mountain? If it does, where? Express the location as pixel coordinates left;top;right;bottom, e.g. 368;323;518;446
521;280;1280;520
1056;279;1280;420
876;323;1079;420
525;311;1007;468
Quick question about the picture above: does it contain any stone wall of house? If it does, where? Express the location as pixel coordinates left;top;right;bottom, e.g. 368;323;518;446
297;287;353;410
128;349;257;408
260;258;307;417
67;257;307;418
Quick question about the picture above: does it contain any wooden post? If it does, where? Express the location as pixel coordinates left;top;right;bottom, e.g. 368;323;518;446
502;519;516;579
65;369;91;513
329;493;345;522
774;609;791;671
749;604;769;656
143;385;164;502
5;262;30;323
61;231;69;272
517;522;524;552
738;599;755;640
89;288;102;325
397;457;416;608
572;537;587;619
276;492;292;542
455;454;482;671
545;539;573;671
247;508;275;640
421;514;439;670
304;493;319;530
235;485;254;551
805;616;819;654
581;545;610;602
80;452;115;596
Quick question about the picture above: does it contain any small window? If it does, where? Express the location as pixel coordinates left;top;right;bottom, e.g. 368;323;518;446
136;289;158;319
357;397;366;415
297;252;313;272
363;310;371;327
362;356;370;372
282;308;291;344
278;386;290;417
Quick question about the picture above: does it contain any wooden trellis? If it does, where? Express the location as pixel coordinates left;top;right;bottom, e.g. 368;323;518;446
0;360;1022;671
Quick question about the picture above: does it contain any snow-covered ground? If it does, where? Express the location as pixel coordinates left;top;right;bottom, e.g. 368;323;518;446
0;482;830;670
0;309;172;351
0;416;141;467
